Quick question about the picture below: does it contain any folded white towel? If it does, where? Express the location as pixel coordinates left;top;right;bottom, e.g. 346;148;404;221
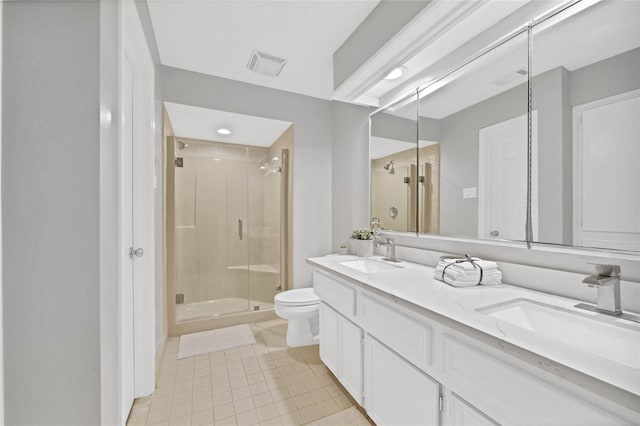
438;258;498;271
433;257;502;286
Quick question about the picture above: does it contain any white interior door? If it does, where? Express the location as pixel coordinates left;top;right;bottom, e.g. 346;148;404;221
119;3;156;424
573;90;640;251
478;112;538;241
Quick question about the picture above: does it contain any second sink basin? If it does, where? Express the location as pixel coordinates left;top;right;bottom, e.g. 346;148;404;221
339;258;402;273
478;298;640;369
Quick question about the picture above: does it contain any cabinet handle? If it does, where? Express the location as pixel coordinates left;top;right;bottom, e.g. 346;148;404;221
238;219;243;240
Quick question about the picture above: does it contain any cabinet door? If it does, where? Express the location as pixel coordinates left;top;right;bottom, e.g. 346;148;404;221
319;302;338;375
365;335;440;426
339;316;363;404
449;393;498;426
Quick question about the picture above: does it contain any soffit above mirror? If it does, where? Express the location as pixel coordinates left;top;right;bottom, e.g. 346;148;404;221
333;0;558;108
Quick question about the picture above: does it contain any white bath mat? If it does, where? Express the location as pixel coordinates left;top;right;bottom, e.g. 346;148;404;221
178;324;256;359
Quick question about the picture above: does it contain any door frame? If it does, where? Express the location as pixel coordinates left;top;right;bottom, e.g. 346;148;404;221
572;89;640;248
478;111;538;241
119;0;156;419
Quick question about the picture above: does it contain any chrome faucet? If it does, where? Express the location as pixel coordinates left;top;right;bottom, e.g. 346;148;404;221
374;233;398;262
581;264;621;315
382;238;396;262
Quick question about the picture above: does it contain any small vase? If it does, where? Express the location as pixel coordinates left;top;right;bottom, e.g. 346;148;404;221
338;247;348;255
355;239;374;257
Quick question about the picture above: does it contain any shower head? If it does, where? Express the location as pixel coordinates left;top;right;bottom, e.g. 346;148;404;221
383;160;395;174
177;141;189;150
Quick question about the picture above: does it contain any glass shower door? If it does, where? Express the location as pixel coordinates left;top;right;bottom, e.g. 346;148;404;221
174;141;250;321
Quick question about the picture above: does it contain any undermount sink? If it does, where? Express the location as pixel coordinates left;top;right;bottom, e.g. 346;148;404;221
339;258;402;273
478;298;640;369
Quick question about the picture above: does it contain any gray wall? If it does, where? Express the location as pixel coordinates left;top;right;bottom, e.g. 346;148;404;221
331;101;372;249
161;66;333;286
2;2;102;424
571;48;640;106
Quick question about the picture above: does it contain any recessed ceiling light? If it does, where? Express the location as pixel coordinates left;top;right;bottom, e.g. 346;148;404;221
384;67;405;80
217;127;231;135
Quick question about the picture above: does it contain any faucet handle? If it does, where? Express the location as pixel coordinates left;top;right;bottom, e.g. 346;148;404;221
588;263;620;277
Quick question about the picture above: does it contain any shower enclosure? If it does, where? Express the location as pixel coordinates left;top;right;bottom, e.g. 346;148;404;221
171;138;288;324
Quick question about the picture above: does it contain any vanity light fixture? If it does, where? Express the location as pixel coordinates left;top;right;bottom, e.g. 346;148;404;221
272;156;279;161
384;67;405;80
216;127;231;135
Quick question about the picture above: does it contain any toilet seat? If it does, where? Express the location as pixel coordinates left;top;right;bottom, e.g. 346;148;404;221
274;288;319;307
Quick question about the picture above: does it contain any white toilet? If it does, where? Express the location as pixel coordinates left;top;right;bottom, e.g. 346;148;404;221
274;287;320;347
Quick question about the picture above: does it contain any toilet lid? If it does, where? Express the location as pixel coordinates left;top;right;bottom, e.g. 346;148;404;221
275;288;319;306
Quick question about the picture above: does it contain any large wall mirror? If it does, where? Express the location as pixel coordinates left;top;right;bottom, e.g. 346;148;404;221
369;0;640;252
531;0;639;251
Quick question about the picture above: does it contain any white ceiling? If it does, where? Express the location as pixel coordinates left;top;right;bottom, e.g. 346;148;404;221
164;102;292;147
148;0;379;100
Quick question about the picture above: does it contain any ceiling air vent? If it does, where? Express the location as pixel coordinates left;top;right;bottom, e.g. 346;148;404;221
247;50;287;77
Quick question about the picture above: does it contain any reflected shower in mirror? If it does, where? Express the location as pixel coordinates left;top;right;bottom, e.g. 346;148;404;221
370;92;419;233
531;0;640;251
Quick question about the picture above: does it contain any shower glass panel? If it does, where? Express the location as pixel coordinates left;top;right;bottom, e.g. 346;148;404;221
174;140;282;322
247;148;282;310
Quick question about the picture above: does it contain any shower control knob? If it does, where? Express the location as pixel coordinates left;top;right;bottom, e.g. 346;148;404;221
129;247;144;258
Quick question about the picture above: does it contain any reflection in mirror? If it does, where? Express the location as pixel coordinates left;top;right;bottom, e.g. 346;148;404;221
370;92;419;232
418;30;529;241
531;0;640;251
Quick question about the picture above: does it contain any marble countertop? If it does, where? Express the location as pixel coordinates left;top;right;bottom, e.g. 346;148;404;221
307;255;640;400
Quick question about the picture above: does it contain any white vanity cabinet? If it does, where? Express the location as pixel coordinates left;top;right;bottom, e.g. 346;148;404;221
318;302;363;404
365;335;440;426
312;266;637;426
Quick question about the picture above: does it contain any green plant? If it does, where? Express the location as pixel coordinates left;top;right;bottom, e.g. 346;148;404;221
349;229;373;240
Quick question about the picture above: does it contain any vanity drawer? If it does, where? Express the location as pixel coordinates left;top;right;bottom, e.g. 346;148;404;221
441;335;629;425
313;270;356;318
359;292;432;371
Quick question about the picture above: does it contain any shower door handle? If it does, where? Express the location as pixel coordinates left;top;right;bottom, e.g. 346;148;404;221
238;219;243;240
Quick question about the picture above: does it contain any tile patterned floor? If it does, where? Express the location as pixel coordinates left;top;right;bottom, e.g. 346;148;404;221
127;319;374;426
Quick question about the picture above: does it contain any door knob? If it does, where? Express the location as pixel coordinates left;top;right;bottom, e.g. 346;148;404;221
490;230;499;237
129;247;144;258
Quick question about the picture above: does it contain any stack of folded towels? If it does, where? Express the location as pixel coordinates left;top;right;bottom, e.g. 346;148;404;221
434;255;502;287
